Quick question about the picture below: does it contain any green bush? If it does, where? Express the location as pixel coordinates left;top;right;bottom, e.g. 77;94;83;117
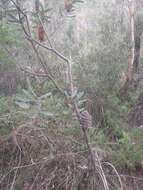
111;129;143;170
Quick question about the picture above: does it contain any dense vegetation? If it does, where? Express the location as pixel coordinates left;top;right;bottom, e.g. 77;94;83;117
1;0;143;189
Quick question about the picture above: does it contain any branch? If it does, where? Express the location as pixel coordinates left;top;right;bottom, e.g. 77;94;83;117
10;0;65;95
20;67;64;95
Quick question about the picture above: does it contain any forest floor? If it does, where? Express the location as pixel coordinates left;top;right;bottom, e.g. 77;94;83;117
0;119;143;190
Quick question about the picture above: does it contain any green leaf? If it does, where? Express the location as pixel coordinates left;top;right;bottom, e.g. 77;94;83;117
15;101;30;109
64;91;70;97
22;89;35;100
40;111;55;117
77;91;84;100
39;92;52;100
15;95;31;103
77;99;87;106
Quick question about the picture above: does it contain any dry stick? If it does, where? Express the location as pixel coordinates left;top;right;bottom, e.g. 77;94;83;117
9;152;21;190
10;1;109;189
29;165;44;190
1;149;86;185
40;130;55;157
103;162;123;190
20;66;64;95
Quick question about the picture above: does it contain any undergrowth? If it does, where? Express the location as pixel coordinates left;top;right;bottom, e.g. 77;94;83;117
0;92;143;190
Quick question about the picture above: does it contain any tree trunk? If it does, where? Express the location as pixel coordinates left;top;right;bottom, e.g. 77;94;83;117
133;31;142;71
118;0;135;99
128;0;135;81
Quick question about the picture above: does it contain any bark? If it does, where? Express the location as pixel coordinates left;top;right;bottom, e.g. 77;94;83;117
118;0;135;98
128;0;135;81
134;34;141;69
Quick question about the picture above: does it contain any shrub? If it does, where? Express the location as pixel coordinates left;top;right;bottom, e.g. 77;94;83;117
111;129;143;170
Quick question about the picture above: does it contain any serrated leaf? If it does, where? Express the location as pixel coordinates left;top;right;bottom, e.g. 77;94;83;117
15;95;31;103
39;92;52;100
22;89;35;100
15;101;30;109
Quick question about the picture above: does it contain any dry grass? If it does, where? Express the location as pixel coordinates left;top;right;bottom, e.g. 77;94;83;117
0;123;142;190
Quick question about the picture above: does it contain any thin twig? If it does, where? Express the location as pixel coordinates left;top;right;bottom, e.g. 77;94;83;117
9;152;22;190
103;162;123;190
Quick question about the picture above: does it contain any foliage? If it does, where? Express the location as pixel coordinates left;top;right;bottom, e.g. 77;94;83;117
74;0;129;95
0;22;23;70
0;96;14;135
1;1;143;189
111;129;143;169
86;126;143;170
0;23;22;45
14;88;73;124
0;50;10;65
0;96;11;114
